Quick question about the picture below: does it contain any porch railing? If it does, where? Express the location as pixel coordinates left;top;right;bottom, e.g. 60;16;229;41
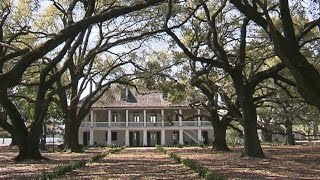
80;121;212;128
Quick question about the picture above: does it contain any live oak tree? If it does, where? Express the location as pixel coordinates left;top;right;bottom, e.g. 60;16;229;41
50;1;170;152
230;0;320;111
164;0;288;157
0;0;166;161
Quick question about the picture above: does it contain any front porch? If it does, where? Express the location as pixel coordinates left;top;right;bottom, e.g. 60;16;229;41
79;129;213;147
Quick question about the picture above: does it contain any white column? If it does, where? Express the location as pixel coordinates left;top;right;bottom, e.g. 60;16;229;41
126;110;129;127
161;129;166;145
161;109;164;126
143;110;147;127
143;130;148;146
197;109;201;126
108;110;111;127
179;109;182;126
179;129;184;144
125;130;129;146
107;130;112;146
89;129;94;145
198;129;202;142
90;110;94;127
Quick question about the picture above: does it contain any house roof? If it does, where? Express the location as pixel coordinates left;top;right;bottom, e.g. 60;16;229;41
91;87;189;109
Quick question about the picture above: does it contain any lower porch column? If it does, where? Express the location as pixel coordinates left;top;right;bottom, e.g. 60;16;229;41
179;129;184;145
198;129;202;142
161;129;165;145
89;129;94;145
125;130;129;146
143;130;148;146
107;130;112;146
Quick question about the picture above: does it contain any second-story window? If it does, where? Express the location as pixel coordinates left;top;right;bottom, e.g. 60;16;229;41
112;114;118;122
150;114;157;123
133;115;140;122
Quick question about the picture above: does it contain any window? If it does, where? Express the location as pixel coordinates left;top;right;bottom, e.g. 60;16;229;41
133;115;140;122
111;132;117;141
173;131;179;140
150;114;157;123
112;114;118;122
133;132;137;140
150;132;156;140
105;132;108;141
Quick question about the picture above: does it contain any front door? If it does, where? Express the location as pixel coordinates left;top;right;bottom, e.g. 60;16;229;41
83;132;90;146
148;132;160;146
129;132;140;146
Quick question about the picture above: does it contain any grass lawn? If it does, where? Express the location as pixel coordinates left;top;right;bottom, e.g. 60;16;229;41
0;145;319;179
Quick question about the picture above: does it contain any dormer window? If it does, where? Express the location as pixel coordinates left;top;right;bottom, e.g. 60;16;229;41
162;92;168;100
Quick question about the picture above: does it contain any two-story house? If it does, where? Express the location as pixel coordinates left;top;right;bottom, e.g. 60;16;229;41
79;87;213;146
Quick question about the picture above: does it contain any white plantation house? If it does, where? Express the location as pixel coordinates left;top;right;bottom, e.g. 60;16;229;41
79;87;213;147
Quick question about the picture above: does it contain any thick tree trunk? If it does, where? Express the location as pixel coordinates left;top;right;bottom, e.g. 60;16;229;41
242;105;264;157
232;76;264;158
284;119;295;145
14;129;46;161
15;139;43;161
63;118;83;152
212;122;230;151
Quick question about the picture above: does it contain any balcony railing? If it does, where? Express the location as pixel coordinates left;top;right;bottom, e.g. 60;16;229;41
80;121;212;128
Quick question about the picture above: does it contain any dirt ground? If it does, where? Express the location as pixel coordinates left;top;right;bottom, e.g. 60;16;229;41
0;146;103;179
0;145;319;179
169;145;320;179
58;148;201;180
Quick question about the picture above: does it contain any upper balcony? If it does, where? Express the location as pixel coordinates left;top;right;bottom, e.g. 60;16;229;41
80;121;212;128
